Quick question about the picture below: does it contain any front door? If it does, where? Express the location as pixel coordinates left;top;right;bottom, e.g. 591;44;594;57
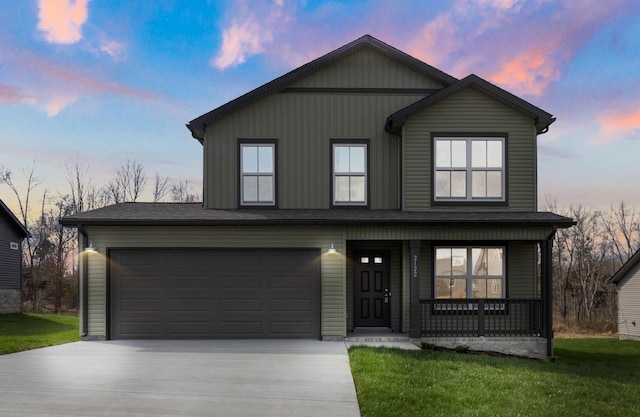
353;252;390;328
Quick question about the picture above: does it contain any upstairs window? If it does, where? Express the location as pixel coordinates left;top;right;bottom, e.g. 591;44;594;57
332;143;367;206
434;136;505;202
240;142;275;206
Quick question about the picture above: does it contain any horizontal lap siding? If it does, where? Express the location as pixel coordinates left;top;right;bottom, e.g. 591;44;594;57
345;227;553;241
0;220;22;289
403;87;537;211
618;263;640;339
84;226;345;338
508;243;537;298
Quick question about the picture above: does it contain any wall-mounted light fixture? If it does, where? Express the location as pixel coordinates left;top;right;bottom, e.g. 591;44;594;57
85;241;96;252
328;242;337;254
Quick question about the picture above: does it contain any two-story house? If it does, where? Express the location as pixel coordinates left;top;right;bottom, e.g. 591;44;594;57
61;35;574;358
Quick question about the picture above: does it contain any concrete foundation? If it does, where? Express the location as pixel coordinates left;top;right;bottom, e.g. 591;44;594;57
418;336;548;359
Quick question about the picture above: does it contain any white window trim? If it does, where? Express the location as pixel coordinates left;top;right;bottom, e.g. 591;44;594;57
434;137;505;202
332;143;368;206
240;143;275;206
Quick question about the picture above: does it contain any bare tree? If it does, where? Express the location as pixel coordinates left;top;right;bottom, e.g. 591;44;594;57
601;201;640;266
170;180;199;203
152;173;170;202
106;159;147;203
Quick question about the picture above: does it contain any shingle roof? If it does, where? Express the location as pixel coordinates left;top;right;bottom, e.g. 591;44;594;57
186;34;458;142
385;74;555;135
60;202;575;228
610;249;640;285
0;198;29;238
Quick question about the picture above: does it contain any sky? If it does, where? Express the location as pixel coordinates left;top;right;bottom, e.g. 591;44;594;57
1;0;640;218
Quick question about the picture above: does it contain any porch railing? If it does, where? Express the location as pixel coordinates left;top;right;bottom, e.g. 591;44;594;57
419;298;544;337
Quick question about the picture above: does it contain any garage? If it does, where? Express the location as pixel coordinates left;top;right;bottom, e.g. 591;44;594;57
109;248;320;339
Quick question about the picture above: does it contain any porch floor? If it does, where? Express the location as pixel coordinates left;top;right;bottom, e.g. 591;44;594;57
345;328;421;350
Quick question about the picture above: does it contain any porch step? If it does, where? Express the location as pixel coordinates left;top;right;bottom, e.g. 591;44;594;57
345;332;421;350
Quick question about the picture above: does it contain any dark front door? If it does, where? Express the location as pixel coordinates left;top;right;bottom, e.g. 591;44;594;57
353;252;390;328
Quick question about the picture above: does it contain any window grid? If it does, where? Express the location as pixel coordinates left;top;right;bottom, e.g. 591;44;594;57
333;144;367;205
434;137;505;201
240;143;275;206
434;246;505;300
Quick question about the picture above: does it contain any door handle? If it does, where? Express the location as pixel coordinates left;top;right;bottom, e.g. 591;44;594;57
384;289;391;304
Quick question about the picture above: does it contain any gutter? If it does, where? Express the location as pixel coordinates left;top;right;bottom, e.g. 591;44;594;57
78;225;89;338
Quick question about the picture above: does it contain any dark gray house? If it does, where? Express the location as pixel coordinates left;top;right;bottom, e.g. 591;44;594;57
610;249;640;341
0;198;29;313
61;35;574;358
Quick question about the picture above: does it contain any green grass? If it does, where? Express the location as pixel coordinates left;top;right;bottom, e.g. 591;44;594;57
349;338;640;417
0;313;80;355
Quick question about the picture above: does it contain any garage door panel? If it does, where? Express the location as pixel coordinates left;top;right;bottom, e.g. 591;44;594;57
169;299;212;312
110;249;320;339
269;298;312;311
219;298;262;311
218;321;263;337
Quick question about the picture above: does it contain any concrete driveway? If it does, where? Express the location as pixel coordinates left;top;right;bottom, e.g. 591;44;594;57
0;340;361;417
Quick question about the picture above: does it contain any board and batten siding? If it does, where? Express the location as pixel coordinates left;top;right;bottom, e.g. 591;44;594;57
403;87;538;211
288;46;446;90
201;46;453;210
82;226;346;339
617;262;640;340
205;92;417;209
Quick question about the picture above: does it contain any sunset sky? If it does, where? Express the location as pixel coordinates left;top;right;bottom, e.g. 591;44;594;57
1;0;639;217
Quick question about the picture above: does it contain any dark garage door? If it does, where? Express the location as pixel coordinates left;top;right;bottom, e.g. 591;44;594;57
110;248;320;339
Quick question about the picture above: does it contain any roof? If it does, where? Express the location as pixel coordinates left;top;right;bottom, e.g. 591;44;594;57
610;248;640;285
385;74;555;135
186;34;459;142
60;202;575;229
0;198;29;238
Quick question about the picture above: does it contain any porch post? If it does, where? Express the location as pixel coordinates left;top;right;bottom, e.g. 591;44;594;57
541;233;555;357
409;240;421;338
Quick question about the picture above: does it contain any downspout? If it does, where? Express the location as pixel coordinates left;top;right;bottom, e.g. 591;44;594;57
78;225;89;337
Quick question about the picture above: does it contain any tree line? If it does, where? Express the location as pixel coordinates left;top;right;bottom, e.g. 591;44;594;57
546;200;640;332
0;160;200;313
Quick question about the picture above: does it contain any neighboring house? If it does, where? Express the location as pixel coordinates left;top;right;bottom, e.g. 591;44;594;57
61;35;574;358
610;249;640;341
0;199;29;313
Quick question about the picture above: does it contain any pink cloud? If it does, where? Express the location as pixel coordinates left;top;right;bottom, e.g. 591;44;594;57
1;49;161;115
403;0;632;97
211;0;294;69
0;84;36;104
406;14;459;69
598;108;640;143
37;0;90;44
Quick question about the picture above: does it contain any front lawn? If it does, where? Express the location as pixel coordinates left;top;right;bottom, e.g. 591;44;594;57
349;338;640;417
0;313;79;355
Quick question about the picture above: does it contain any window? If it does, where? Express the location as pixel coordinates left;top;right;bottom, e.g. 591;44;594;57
332;143;367;205
435;247;505;299
240;143;275;206
434;136;505;201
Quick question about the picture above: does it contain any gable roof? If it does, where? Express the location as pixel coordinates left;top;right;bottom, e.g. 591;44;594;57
0;198;29;238
385;74;555;135
186;34;458;142
60;202;576;229
610;248;640;285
